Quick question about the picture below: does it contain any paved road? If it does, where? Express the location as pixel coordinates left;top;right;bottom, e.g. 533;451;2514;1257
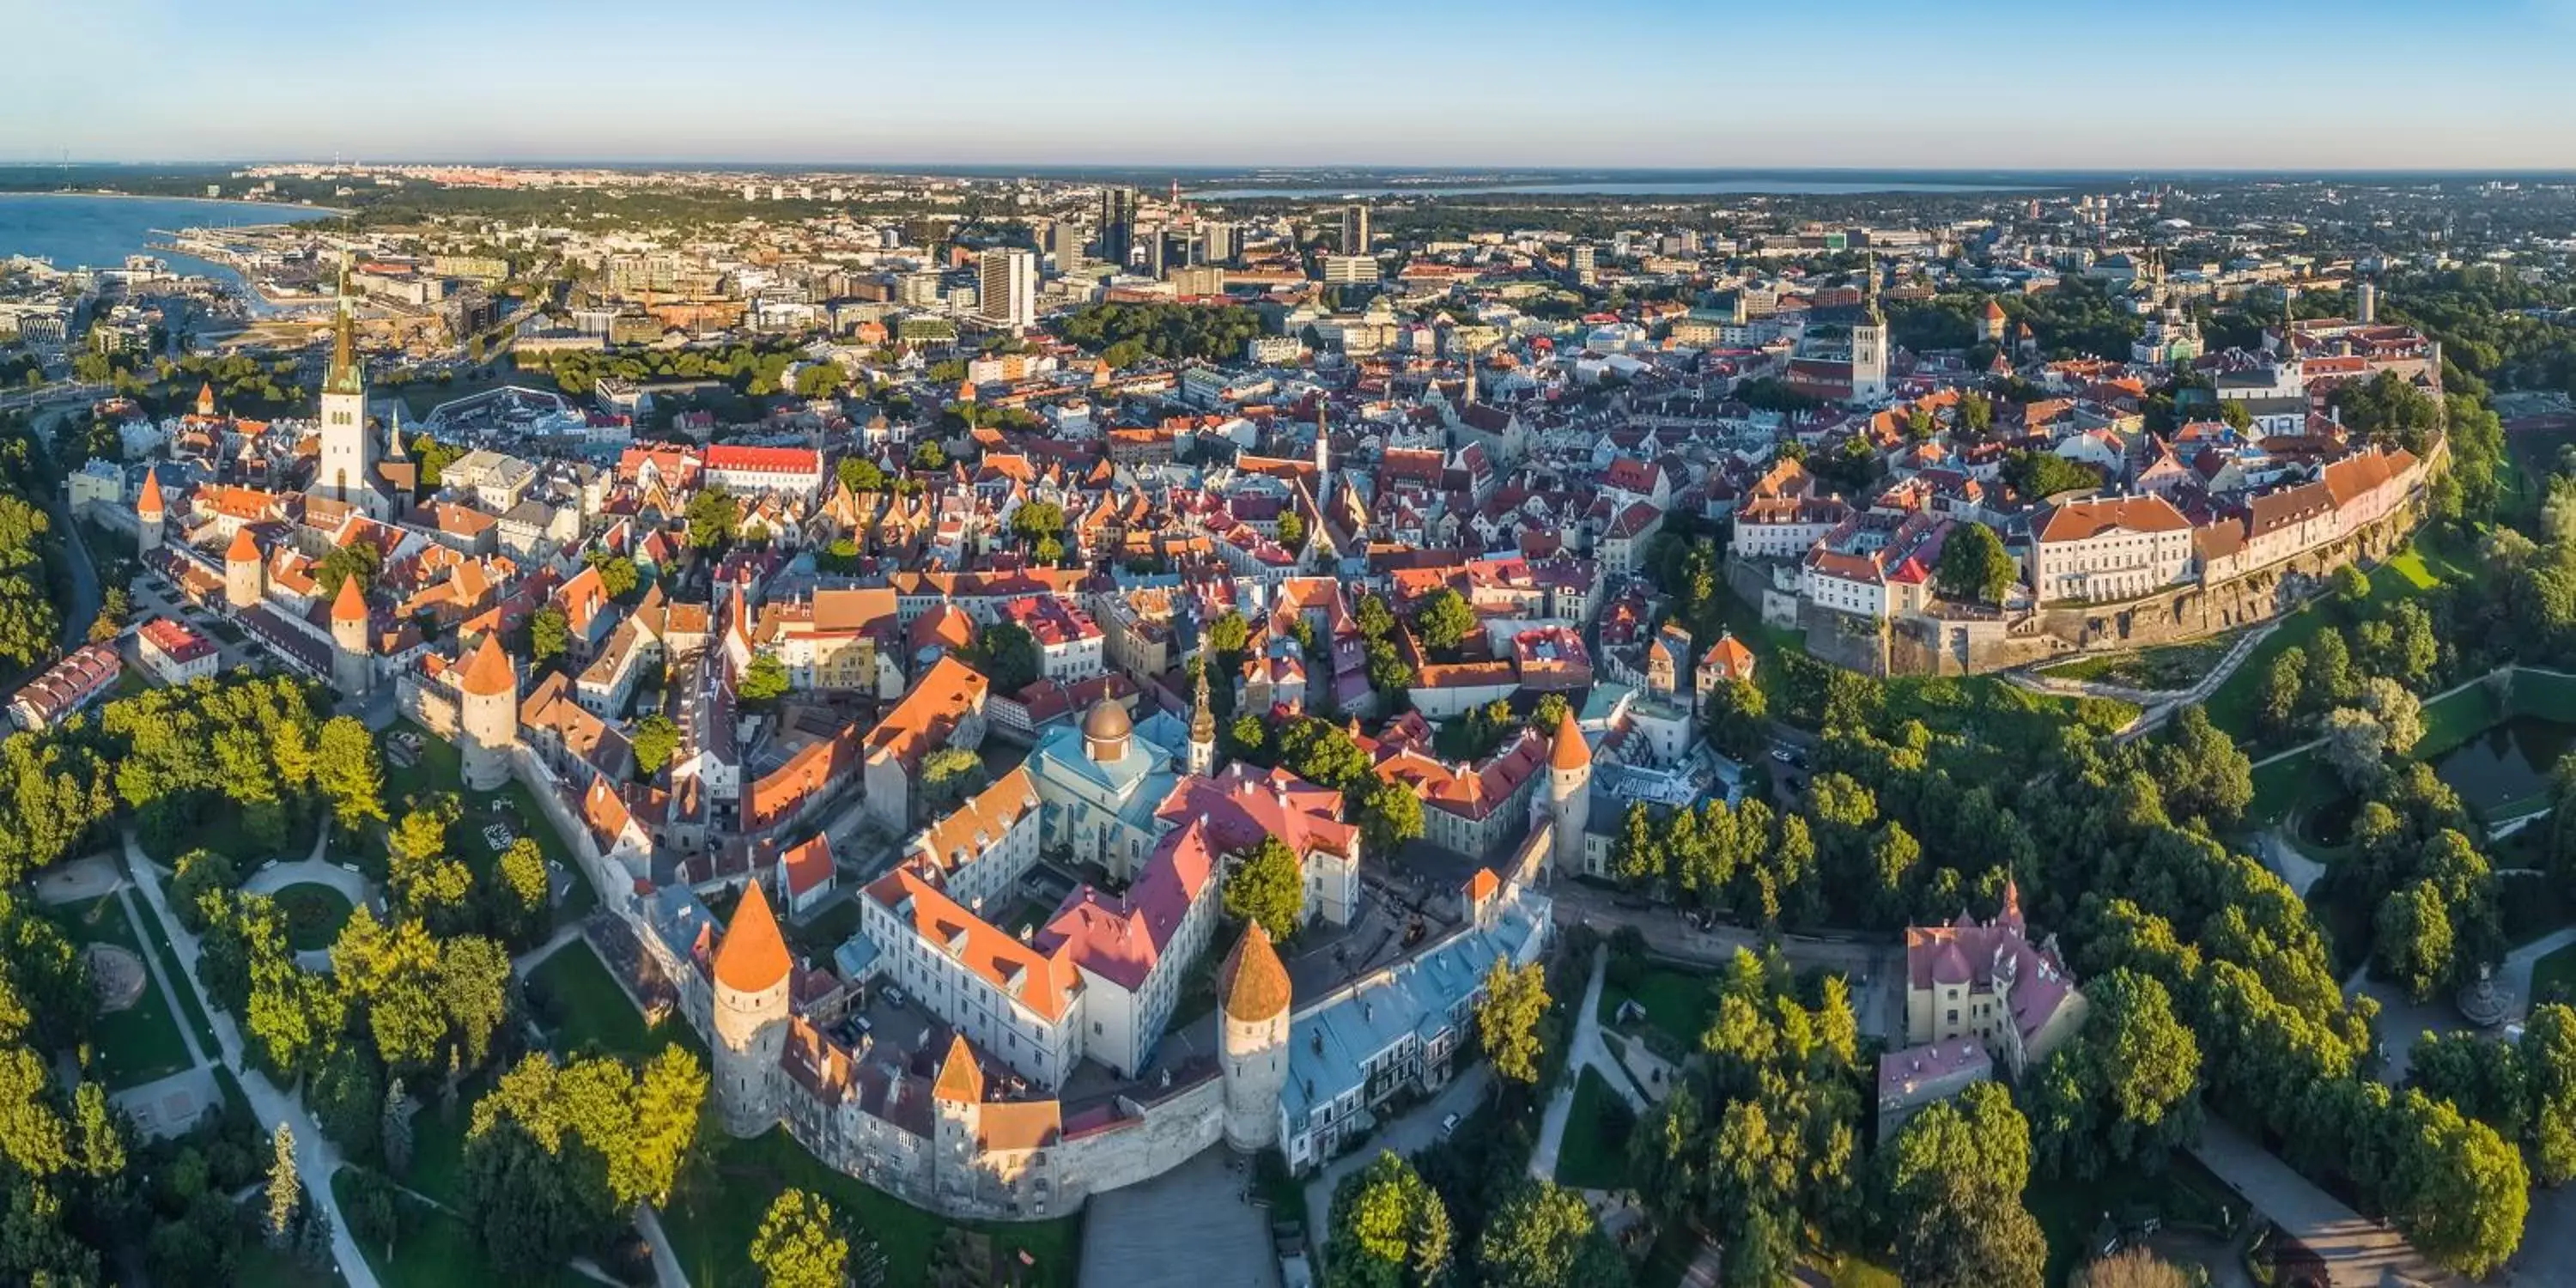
124;829;383;1288
1543;881;1905;1039
1082;1146;1279;1288
49;485;101;652
1528;945;1646;1183
31;853;122;905
2190;1121;2451;1288
1299;1065;1492;1269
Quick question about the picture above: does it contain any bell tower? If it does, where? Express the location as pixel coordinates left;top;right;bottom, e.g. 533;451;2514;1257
317;249;380;516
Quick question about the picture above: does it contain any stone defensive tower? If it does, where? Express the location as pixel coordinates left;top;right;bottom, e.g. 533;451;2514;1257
222;526;264;612
135;470;164;555
330;575;371;699
711;880;793;1137
1546;710;1591;875
456;633;518;793
1217;921;1291;1152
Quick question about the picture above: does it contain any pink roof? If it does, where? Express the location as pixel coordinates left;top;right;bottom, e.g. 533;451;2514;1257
1155;763;1356;860
1033;820;1220;992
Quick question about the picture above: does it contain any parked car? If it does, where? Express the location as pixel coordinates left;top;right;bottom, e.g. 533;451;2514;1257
1439;1113;1461;1139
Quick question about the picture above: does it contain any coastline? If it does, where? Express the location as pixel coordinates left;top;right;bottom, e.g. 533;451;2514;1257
0;188;347;217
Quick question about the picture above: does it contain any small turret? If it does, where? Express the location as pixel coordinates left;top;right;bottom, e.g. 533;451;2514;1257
456;634;518;793
222;526;264;612
135;470;165;555
1546;710;1591;874
329;575;371;698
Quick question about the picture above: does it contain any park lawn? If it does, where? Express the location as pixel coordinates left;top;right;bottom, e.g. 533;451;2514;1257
331;1172;595;1288
381;721;598;925
122;863;223;1054
528;937;701;1060
59;895;194;1089
2247;749;2341;829
2202;533;2462;744
1552;1066;1638;1192
784;896;865;961
2530;940;2576;1008
273;883;354;953
1808;1254;1902;1288
141;799;323;867
2513;665;2576;722
2411;682;2507;762
662;1127;1082;1288
1597;965;1716;1053
234;1240;342;1288
2026;1154;2239;1288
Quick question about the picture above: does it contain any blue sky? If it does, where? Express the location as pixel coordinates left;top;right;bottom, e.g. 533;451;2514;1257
8;0;2576;168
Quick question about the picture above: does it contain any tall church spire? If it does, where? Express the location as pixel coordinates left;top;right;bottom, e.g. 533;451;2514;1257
325;247;364;398
1188;631;1218;778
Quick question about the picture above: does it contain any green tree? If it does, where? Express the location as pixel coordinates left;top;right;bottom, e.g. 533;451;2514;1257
1224;836;1306;939
582;550;641;598
529;606;570;666
314;543;382;598
1413;589;1477;655
750;1189;848;1288
1886;1084;2044;1288
740;653;793;707
2381;1088;2528;1277
1326;1151;1454;1288
2259;647;2306;738
1358;778;1425;859
2026;969;2200;1180
633;714;681;777
314;716;388;833
2374;878;2455;1002
266;1124;300;1246
1474;959;1550;1086
1476;1180;1628;1288
1008;500;1066;550
1206;611;1252;658
968;622;1042;694
684;488;740;551
170;849;239;933
486;836;550;948
1935;521;2019;605
836;456;885;493
918;747;986;813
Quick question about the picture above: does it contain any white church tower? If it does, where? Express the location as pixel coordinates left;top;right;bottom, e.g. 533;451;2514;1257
316;252;386;518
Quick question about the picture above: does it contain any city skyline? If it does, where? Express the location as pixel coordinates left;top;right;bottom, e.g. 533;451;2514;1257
11;0;2576;169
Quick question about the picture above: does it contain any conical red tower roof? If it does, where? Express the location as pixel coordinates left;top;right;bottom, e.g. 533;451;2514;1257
1220;921;1291;1022
1549;709;1590;771
136;470;164;518
331;574;368;624
714;879;792;994
224;526;260;564
458;633;515;696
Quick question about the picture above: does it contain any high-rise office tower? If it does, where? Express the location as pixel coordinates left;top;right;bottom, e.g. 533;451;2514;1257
1201;221;1236;265
1100;186;1138;269
1051;220;1084;271
1340;204;1370;255
978;248;1036;329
